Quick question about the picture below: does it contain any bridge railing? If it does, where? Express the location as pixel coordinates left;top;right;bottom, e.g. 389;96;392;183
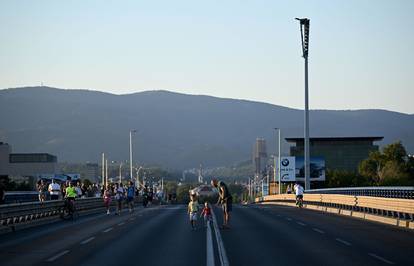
0;196;148;231
0;197;105;229
305;186;414;199
256;193;414;222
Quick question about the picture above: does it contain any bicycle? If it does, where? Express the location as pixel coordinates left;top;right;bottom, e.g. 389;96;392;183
60;198;78;220
296;195;304;208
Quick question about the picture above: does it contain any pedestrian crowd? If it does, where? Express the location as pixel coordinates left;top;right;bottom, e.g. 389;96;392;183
36;179;102;202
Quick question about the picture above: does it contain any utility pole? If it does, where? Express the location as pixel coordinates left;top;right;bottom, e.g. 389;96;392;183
119;162;122;184
105;159;108;188
130;130;136;181
102;153;105;189
296;17;311;190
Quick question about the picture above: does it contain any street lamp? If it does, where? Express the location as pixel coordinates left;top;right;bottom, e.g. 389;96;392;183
130;130;137;181
101;153;105;189
295;17;311;190
135;166;143;188
274;128;281;194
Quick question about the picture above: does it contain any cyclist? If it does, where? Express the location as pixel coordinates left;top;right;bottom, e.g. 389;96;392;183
65;182;77;216
294;183;304;207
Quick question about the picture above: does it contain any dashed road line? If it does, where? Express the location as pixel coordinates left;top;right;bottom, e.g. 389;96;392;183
102;227;113;233
312;228;325;234
368;253;395;265
117;222;125;226
296;221;306;226
46;250;70;262
206;219;215;266
335;238;351;246
80;237;95;245
129;218;136;221
285;217;292;221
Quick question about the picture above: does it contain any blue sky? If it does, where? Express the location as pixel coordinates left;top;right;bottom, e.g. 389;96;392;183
1;0;413;113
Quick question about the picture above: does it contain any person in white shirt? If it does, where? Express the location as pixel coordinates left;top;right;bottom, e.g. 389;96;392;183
115;183;125;215
75;181;83;198
294;183;304;206
48;179;61;200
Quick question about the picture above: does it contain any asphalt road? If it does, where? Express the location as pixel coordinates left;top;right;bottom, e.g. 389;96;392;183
0;203;413;266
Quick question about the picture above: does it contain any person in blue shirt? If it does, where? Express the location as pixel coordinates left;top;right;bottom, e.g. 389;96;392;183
127;181;135;213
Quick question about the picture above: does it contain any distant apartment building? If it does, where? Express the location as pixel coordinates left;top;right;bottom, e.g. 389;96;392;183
286;137;383;172
0;142;57;181
83;163;99;182
253;138;267;177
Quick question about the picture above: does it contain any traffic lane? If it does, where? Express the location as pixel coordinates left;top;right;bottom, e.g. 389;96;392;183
0;205;163;265
219;205;377;266
48;205;206;266
256;203;414;264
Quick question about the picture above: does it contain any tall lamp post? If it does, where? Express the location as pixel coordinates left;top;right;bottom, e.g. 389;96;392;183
101;153;105;189
274;128;281;194
129;130;137;181
295;17;311;190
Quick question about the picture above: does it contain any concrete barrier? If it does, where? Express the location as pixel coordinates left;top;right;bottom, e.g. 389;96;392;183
256;193;414;229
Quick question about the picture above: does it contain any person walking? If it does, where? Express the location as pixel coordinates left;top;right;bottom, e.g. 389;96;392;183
211;178;232;229
200;202;212;227
75;181;82;198
126;181;135;213
114;183;125;215
48;179;61;200
103;186;112;215
37;180;47;203
187;193;199;230
286;184;292;194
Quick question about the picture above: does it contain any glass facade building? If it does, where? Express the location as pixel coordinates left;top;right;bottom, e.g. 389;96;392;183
286;137;383;172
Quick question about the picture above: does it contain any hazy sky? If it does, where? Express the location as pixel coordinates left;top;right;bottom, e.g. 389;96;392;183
1;0;413;114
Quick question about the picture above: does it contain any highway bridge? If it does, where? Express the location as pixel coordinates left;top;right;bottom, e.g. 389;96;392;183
0;188;413;266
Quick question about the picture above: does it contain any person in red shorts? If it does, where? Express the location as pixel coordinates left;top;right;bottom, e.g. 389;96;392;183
200;202;212;227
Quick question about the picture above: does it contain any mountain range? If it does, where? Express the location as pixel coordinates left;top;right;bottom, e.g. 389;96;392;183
0;86;413;169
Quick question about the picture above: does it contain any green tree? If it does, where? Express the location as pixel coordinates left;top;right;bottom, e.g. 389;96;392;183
382;141;407;164
359;141;414;186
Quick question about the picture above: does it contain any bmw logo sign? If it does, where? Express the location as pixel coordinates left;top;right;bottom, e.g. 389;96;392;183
282;158;290;167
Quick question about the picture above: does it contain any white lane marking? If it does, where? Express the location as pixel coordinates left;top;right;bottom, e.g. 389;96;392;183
285;217;292;221
206;220;215;266
368;253;395;265
296;221;306;226
80;237;95;245
102;227;113;233
211;207;229;266
312;228;325;234
129;218;136;221
276;214;281;217
335;238;351;246
117;222;125;226
46;250;70;262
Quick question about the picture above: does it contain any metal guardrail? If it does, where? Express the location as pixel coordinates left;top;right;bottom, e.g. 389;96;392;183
305;186;414;199
0;197;143;230
0;197;103;228
256;194;414;221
